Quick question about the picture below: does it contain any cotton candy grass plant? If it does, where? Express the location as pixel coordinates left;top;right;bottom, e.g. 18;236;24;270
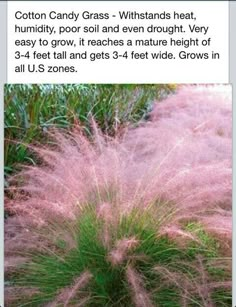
5;85;232;306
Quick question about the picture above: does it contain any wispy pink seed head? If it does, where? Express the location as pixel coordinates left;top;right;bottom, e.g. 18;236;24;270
126;265;153;307
97;202;113;223
108;237;139;266
49;270;92;307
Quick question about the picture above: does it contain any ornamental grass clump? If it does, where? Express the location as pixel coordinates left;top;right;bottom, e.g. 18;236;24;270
5;85;232;306
5;200;231;306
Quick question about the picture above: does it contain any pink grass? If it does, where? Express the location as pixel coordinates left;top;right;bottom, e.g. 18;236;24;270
108;237;139;265
46;271;92;307
126;265;154;307
5;84;232;253
5;84;232;305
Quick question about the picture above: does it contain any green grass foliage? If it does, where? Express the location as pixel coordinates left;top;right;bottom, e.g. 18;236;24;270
7;203;230;306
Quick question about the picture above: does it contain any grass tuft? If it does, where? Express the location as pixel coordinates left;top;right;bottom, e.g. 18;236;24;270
6;203;229;306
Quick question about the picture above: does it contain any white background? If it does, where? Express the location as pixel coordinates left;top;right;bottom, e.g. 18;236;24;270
8;1;229;84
